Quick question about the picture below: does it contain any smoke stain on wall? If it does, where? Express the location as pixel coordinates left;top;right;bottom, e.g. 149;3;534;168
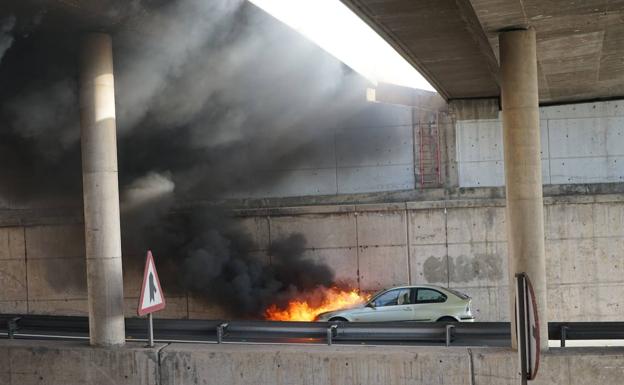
423;254;503;284
422;255;448;283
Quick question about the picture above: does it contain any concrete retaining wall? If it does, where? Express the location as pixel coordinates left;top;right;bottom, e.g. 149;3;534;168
159;343;472;385
0;340;161;385
2;340;624;385
235;194;624;322
1;192;623;322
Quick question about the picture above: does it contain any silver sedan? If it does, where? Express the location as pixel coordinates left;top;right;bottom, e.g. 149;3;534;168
315;285;474;322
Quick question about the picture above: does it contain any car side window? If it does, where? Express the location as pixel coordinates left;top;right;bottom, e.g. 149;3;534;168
373;289;411;307
416;288;447;303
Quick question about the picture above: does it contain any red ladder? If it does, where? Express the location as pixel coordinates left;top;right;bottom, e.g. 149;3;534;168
417;111;441;188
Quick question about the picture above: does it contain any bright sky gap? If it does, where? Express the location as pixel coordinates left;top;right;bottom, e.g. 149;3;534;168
248;0;436;91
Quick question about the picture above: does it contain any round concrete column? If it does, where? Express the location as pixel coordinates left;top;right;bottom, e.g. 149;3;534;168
79;33;125;346
499;28;548;351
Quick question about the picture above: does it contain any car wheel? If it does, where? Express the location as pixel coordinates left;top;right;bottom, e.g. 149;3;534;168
329;317;348;322
437;316;458;323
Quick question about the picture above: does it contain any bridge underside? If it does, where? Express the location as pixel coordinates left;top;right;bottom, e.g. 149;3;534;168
342;0;624;104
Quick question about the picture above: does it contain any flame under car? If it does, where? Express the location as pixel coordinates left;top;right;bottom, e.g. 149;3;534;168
314;285;474;322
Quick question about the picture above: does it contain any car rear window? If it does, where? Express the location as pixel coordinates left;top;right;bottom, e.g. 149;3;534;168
416;288;447;303
445;288;471;300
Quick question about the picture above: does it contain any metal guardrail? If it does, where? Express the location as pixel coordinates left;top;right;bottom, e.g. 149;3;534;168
1;314;622;347
548;322;624;347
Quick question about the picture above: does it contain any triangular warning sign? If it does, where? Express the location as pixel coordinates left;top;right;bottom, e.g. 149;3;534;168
137;250;166;316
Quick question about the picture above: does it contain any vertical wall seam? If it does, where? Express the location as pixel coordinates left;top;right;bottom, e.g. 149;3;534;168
405;205;412;284
333;126;339;195
267;216;272;265
23;227;29;314
546;119;553;185
468;348;476;385
412;107;418;189
444;204;450;288
156;342;171;385
355;212;360;291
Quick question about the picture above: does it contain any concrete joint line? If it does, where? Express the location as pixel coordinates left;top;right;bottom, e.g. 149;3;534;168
82;170;119;174
85;256;122;261
156;342;172;385
468;348;476;385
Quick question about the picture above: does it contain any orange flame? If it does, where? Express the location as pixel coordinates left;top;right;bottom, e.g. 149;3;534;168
265;287;370;321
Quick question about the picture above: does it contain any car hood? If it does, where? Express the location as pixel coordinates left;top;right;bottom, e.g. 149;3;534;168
316;305;365;320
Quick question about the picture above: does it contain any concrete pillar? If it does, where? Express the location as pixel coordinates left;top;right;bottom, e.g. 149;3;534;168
499;28;548;351
79;33;125;346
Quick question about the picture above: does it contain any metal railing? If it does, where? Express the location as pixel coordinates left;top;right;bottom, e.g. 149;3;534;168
1;314;622;347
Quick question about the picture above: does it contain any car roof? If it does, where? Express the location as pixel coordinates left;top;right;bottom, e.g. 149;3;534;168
379;284;448;291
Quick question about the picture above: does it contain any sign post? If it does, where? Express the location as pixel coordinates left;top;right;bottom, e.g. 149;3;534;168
515;272;540;384
138;250;166;347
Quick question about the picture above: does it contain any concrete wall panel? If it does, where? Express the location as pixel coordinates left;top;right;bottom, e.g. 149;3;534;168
245;168;338;198
606;117;624;154
25;224;85;259
0;299;27;314
0;226;27;313
456;119;502;162
0;227;25;259
447;242;508;287
548;118;607;158
236;216;270;251
446;207;506;244
410;244;448;286
545;203;594;240
358;245;408;291
550;156;610;184
546;239;597;285
27;257;87;301
357;210;407;246
336;125;413;167
544;237;624;287
302;247;358;285
458;160;505;187
270;214;356;249
592;202;624;237
457;117;550;187
0;259;27;301
342;102;412;128
27;299;88;316
548;283;624;321
607;156;624;182
408;209;446;245
337;165;414;194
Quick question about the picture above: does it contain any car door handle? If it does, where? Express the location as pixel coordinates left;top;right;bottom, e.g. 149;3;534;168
403;308;411;311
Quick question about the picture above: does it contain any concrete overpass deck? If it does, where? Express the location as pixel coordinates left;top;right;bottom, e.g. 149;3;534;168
342;0;624;104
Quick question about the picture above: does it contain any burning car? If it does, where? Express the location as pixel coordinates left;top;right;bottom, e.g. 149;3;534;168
313;285;474;322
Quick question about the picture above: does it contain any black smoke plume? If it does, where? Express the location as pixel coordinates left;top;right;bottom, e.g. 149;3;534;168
0;0;370;317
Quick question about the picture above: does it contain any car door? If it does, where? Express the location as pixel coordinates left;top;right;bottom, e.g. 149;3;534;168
412;288;448;321
354;288;413;322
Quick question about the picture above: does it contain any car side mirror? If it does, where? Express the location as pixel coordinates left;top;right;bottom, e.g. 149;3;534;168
366;302;376;309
